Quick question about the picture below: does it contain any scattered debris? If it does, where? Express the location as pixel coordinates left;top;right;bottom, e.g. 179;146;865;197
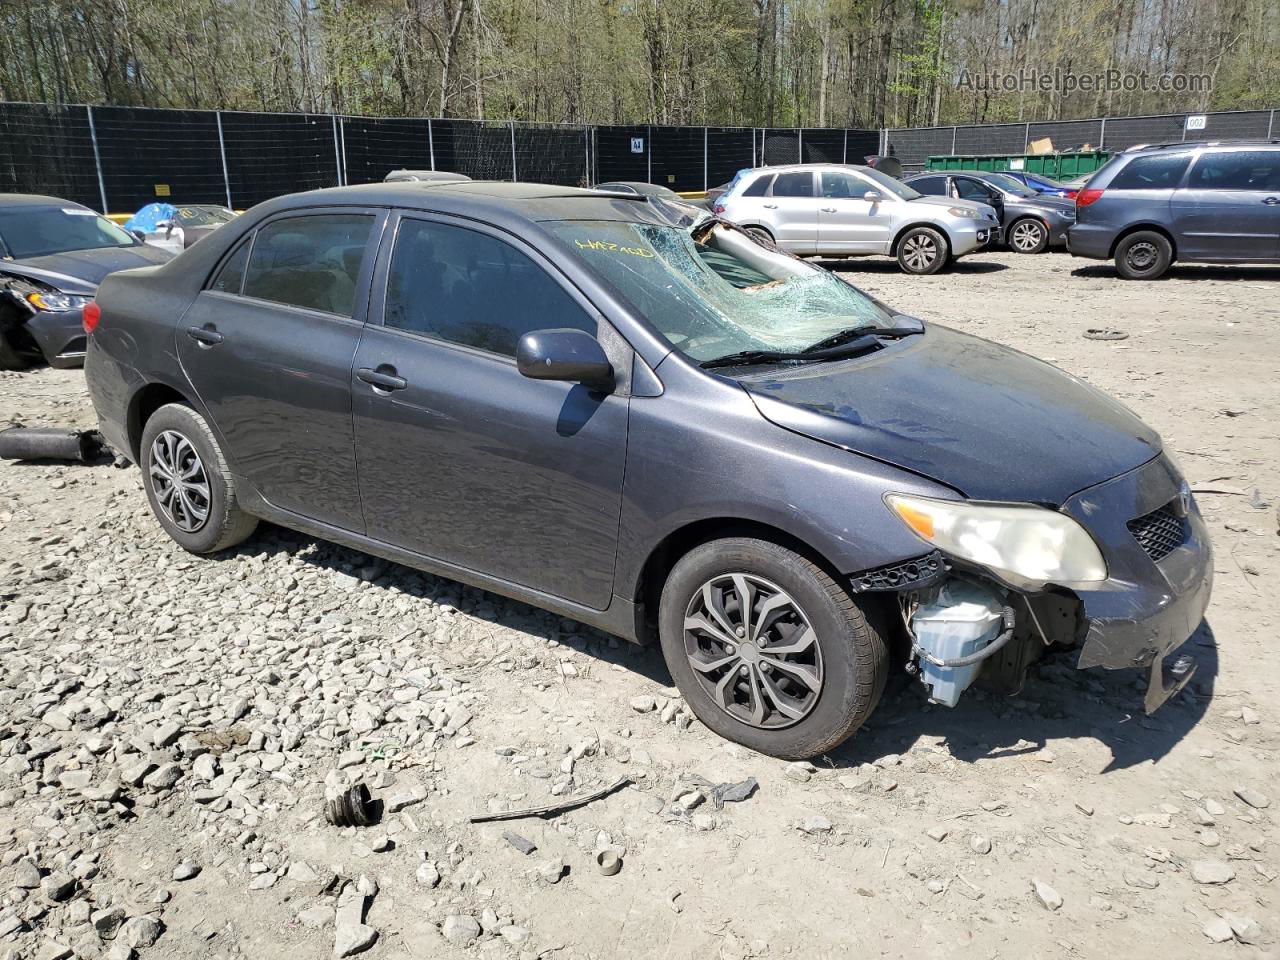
326;783;381;827
1083;328;1128;341
502;831;538;855
596;850;622;876
711;776;759;808
0;426;106;462
470;776;630;823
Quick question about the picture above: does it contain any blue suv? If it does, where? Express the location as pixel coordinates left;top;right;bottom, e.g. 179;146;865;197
1068;141;1280;279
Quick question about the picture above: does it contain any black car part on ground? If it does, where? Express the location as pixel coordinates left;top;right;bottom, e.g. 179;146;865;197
0;426;106;461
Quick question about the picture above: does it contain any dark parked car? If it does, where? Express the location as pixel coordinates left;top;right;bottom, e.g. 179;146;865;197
1069;141;1280;279
85;181;1212;759
999;170;1078;199
383;170;471;184
0;194;173;369
905;170;1076;253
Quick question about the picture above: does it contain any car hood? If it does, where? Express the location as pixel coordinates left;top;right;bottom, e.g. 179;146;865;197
1;244;173;294
741;324;1161;505
907;196;991;215
1012;195;1075;215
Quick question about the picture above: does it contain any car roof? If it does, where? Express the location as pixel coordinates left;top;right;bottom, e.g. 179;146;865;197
256;180;678;227
0;193;93;209
1122;139;1280;154
741;163;875;176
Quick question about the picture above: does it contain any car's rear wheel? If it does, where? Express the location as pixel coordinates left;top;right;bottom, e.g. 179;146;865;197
1115;231;1172;280
896;227;948;274
743;226;777;249
658;537;888;760
1008;217;1049;254
140;402;258;554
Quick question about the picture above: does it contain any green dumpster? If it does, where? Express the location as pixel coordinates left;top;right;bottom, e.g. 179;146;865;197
926;150;1110;180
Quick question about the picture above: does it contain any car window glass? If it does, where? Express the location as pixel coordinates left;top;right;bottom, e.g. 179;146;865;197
208;238;250;294
770;172;813;197
1187;151;1280;191
820;172;874;198
954;178;992;200
910;176;945;195
741;174;773;197
1109;153;1191;189
242;214;374;316
385;218;595;357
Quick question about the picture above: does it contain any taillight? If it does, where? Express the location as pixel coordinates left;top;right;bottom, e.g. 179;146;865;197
1064;190;1078;200
713;203;725;215
82;301;101;334
1076;188;1104;208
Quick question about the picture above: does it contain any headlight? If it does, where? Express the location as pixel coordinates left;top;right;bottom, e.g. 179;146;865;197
947;207;986;220
26;292;92;312
886;494;1107;585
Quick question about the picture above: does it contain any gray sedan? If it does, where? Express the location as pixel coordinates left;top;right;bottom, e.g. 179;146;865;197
906;170;1077;253
84;180;1211;758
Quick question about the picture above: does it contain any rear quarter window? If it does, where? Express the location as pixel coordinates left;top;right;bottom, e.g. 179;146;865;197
1108;153;1191;189
741;174;774;197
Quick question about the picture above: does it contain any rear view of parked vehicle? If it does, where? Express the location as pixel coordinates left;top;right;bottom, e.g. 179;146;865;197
84;180;1213;760
1068;141;1280;280
717;164;1000;274
0;194;172;369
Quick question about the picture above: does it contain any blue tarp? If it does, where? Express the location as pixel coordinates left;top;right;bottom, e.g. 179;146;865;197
123;203;178;233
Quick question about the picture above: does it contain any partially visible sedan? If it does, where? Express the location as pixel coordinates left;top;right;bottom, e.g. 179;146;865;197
124;203;237;254
905;170;1076;253
1000;170;1078;199
0;194;173;369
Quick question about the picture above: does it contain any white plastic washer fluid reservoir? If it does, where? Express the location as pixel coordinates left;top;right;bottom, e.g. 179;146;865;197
910;580;1004;707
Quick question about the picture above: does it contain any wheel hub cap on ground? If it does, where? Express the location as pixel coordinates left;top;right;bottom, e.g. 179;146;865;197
149;430;211;533
683;573;824;729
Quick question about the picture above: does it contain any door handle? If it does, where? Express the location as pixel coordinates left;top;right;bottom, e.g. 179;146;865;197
762;203;778;209
186;324;224;346
820;206;837;213
1264;196;1279;205
356;366;407;391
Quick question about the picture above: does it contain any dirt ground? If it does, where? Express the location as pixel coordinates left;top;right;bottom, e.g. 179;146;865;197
1;249;1278;960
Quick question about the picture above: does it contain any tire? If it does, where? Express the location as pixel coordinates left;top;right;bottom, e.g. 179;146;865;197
0;331;31;371
139;402;258;554
1007;217;1049;254
1114;230;1172;280
658;537;888;760
896;226;948;275
744;226;777;250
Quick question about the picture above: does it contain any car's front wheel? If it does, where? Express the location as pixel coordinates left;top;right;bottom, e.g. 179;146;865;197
896;226;948;274
658;537;888;759
140;402;258;554
1008;217;1049;254
1114;231;1173;280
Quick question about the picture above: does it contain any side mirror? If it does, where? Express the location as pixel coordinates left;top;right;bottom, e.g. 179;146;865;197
863;189;883;203
517;328;613;390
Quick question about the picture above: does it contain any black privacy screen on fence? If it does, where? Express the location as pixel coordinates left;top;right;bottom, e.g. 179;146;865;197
0;102;1272;212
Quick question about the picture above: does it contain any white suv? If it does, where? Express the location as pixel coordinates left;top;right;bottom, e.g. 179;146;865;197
716;164;1001;274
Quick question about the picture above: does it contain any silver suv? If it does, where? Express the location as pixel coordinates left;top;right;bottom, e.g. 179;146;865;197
716;163;1001;274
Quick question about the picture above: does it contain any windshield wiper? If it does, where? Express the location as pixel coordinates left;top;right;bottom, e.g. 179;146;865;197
801;318;923;353
700;334;886;370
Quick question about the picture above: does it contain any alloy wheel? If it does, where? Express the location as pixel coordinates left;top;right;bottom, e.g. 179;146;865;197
683;573;824;729
901;234;937;270
1011;220;1045;252
1126;241;1158;271
149;430;211;533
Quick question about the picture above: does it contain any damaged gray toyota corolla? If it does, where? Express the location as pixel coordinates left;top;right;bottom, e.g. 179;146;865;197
83;181;1212;760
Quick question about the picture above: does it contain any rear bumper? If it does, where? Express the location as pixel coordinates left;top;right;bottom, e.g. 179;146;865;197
1061;455;1213;712
27;308;88;368
1065;223;1114;260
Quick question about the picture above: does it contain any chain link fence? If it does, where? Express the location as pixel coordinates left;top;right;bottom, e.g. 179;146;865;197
884;108;1278;170
2;101;1274;212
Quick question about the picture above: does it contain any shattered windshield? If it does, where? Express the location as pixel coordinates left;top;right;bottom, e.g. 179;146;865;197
547;220;896;363
0;206;138;259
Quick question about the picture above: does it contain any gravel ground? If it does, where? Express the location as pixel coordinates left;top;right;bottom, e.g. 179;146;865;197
1;249;1278;960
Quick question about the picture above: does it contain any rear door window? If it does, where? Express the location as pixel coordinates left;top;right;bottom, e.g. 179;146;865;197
1109;153;1191;189
770;172;814;198
953;177;993;201
383;218;594;357
242;214;375;317
1186;151;1280;191
910;176;946;195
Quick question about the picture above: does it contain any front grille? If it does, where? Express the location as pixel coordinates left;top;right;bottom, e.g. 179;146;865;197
1127;501;1188;562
